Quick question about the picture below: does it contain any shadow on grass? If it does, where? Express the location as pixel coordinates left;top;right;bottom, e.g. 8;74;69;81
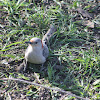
22;55;89;99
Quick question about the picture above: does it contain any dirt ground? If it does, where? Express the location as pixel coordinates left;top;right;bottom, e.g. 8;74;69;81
0;0;100;100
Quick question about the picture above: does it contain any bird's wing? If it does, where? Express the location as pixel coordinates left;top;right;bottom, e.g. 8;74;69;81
42;42;49;58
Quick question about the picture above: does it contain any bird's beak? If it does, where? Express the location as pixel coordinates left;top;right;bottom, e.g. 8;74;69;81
25;41;32;44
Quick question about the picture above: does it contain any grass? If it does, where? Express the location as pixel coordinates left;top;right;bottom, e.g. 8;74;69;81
0;0;100;99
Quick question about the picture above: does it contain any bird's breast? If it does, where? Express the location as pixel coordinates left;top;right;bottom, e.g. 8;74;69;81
25;46;46;64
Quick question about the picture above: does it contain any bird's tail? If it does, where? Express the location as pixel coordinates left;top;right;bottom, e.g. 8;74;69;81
42;25;57;43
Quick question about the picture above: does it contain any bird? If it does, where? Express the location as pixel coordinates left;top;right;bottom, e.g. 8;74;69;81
24;37;49;70
17;25;56;72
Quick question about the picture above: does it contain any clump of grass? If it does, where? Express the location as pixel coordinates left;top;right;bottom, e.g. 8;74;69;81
0;0;100;99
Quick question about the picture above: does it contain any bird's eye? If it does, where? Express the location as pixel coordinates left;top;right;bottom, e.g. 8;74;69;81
35;42;38;44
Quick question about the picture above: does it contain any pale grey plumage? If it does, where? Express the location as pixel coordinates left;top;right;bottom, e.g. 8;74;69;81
16;25;56;72
25;37;48;64
23;25;56;71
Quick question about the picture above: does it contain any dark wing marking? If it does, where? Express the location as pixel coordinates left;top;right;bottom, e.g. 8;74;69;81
42;43;49;58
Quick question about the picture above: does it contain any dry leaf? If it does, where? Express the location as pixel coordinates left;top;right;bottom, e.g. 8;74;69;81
77;8;93;19
83;20;94;28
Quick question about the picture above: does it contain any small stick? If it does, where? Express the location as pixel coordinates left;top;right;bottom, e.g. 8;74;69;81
1;78;89;100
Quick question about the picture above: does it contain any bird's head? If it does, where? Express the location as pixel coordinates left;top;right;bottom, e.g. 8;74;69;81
25;37;43;48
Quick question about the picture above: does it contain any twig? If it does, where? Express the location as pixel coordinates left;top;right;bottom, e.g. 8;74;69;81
1;78;89;100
